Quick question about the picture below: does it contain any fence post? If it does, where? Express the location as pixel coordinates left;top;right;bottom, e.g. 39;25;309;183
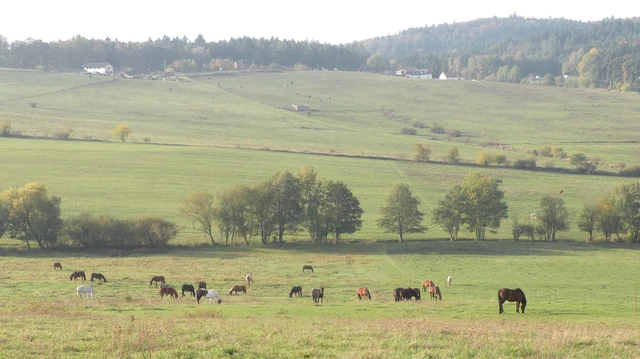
635;295;637;314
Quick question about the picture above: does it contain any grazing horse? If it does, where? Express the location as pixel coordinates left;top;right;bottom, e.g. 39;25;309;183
229;285;247;295
69;271;86;281
149;276;165;287
399;288;420;301
498;288;527;314
497;179;503;184
302;265;314;273
429;286;442;301
197;289;222;304
159;285;178;299
289;286;302;298
422;280;435;291
90;273;107;283
312;287;324;303
393;287;403;302
76;285;94;299
245;273;253;286
197;281;207;290
356;287;371;301
447;276;452;286
181;284;196;297
53;262;62;271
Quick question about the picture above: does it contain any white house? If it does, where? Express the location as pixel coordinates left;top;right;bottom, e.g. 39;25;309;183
83;63;114;75
439;72;464;80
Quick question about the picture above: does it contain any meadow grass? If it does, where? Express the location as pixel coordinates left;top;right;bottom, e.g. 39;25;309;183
0;241;639;358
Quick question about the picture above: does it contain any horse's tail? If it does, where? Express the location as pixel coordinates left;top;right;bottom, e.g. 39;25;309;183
366;288;371;300
438;288;442;301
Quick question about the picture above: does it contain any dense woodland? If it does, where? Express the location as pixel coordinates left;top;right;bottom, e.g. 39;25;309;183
2;16;640;90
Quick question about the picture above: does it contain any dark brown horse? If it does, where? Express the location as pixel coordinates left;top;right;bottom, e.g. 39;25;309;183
429;286;442;301
498;288;527;314
197;281;207;290
229;285;247;295
399;287;420;301
181;284;196;297
53;262;62;271
149;276;166;286
159;285;178;299
312;287;324;303
393;287;403;302
289;286;302;298
422;280;434;291
302;265;314;273
90;273;107;283
69;271;86;281
357;287;371;300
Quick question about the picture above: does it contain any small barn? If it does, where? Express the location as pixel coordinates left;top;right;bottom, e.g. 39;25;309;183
84;63;114;75
291;104;309;112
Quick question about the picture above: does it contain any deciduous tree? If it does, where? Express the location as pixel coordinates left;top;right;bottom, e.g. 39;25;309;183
179;191;216;245
432;184;466;241
459;173;508;240
112;124;132;142
577;203;599;242
323;181;363;243
377;183;426;242
537;195;570;241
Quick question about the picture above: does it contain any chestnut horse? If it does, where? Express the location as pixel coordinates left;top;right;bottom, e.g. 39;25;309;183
229;285;247;295
159;285;178;299
357;287;371;300
90;273;107;283
429;286;442;301
289;286;302;298
69;271;86;281
149;276;166;286
53;262;62;271
498;288;527;314
312;287;324;303
422;280;434;291
181;284;196;297
302;265;314;273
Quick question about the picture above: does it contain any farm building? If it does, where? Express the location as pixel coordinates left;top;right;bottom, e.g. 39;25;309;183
84;63;114;75
439;72;464;80
291;104;309;112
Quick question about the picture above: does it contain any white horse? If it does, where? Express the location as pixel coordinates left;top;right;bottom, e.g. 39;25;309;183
197;289;222;304
77;285;94;299
245;273;253;286
446;276;452;286
530;213;537;219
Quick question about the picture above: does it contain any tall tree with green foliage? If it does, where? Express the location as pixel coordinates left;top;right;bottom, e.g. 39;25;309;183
460;173;508;240
537;195;570;241
250;181;276;245
297;166;329;242
0;182;63;250
611;183;640;243
577;203;599;242
323;181;363;243
432;184;466;241
377;183;426;242
270;171;303;243
179;191;216;245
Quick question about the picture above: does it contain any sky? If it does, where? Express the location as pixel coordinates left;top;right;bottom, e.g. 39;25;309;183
2;0;638;44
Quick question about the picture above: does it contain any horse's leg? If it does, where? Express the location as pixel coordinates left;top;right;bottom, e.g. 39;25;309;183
516;301;520;313
499;300;504;314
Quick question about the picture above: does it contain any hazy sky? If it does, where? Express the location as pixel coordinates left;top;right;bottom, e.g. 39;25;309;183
2;1;637;44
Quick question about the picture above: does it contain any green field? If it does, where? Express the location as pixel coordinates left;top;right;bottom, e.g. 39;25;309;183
1;242;639;358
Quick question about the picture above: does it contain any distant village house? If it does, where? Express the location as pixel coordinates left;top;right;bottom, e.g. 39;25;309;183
84;63;114;75
291;104;309;112
439;72;464;80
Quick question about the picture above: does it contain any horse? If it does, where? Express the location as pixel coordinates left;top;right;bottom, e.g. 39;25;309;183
422;280;435;291
76;285;94;299
149;276;165;287
197;289;222;304
393;287;403;302
181;284;196;297
229;285;247;295
498;288;527;314
399;288;420;301
69;271;86;281
357;287;371;301
312;287;324;303
289;286;302;298
53;262;62;271
245;273;253;286
497;179;503;184
90;273;107;283
302;265;314;273
197;281;207;290
447;276;452;286
429;286;442;301
159;285;178;299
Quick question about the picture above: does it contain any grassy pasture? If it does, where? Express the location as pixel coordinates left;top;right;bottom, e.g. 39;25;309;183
1;241;639;358
0;137;632;244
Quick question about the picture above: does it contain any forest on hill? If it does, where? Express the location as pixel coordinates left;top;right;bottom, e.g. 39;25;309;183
1;16;640;90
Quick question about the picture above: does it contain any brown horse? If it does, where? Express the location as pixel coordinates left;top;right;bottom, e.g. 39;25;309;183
150;276;166;287
69;271;86;281
393;287;403;302
399;287;420;301
197;281;207;290
498;288;527;314
289;286;302;298
357;287;371;300
312;287;324;303
429;286;442;301
159;285;178;299
229;285;247;295
302;265;314;273
90;273;107;283
53;262;62;271
422;280;434;291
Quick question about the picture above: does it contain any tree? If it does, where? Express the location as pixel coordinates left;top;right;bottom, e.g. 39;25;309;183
577;203;599;242
297;166;329;242
611;183;640;243
113;124;132;142
432;184;466;241
494;154;507;166
323;181;363;243
413;143;432;162
459;173;509;240
595;195;624;242
270;171;303;243
0;182;63;249
570;153;596;173
0;201;9;238
445;146;460;164
0;119;11;136
366;53;387;71
250;181;276;245
179;191;216;245
537;195;570;241
377;183;426;242
476;151;494;166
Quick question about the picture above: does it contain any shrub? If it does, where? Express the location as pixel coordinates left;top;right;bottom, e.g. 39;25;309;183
476;151;494;166
413;143;432;162
551;147;566;158
0;119;11;136
143;137;151;143
494;154;507;166
513;158;537;170
445;129;461;137
619;165;640;177
412;121;425;128
29;102;37;108
444;146;460;164
430;123;445;134
538;145;552;157
400;127;417;135
53;127;73;140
